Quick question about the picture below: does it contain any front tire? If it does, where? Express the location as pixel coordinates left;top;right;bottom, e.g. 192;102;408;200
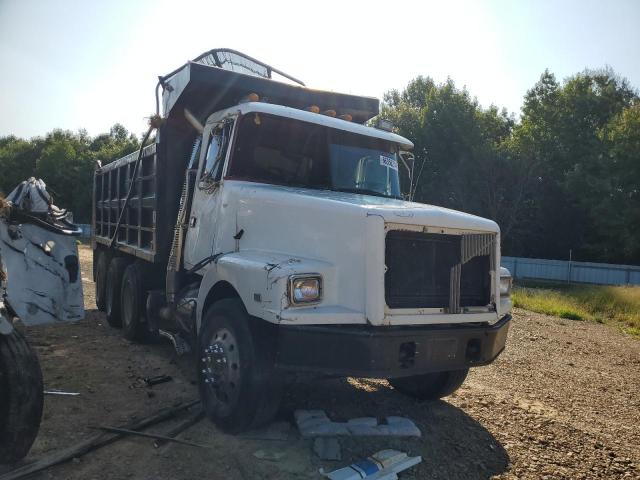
0;329;44;464
198;299;282;433
389;368;469;400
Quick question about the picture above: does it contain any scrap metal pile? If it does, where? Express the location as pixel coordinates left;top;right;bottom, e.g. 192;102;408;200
0;178;83;464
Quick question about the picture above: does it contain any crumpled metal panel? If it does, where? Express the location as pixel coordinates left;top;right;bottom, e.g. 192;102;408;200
0;221;84;326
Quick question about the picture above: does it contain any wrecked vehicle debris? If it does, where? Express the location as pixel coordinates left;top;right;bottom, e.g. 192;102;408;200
0;178;83;464
44;390;81;396
295;410;421;438
0;400;199;480
321;449;422;480
92;48;512;433
143;374;173;387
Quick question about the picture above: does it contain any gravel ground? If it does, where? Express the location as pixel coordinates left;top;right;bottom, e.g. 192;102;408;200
1;245;638;479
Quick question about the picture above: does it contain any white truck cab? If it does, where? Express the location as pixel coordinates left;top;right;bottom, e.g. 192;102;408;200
93;49;512;432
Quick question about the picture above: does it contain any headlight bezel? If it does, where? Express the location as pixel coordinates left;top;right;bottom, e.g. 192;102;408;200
288;274;323;306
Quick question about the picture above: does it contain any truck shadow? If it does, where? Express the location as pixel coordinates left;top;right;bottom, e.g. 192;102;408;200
280;376;510;480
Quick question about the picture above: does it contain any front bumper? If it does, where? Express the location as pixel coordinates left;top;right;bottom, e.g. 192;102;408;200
275;314;511;378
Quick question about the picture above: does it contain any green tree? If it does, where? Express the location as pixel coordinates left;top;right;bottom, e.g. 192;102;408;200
0;136;41;195
512;68;638;262
595;103;640;261
381;77;523;242
0;125;140;223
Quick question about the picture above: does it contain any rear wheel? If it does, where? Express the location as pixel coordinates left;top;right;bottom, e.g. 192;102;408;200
389;368;469;400
0;328;44;464
94;250;110;312
198;299;282;433
105;257;129;328
121;263;150;342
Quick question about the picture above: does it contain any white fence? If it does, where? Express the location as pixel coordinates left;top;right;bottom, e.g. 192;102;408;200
502;256;640;286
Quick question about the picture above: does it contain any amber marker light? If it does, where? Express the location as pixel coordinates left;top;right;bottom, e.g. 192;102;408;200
240;92;260;103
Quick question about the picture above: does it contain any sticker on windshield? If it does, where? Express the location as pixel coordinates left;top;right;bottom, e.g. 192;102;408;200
380;155;398;171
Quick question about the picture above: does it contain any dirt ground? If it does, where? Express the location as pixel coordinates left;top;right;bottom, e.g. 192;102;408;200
2;245;639;479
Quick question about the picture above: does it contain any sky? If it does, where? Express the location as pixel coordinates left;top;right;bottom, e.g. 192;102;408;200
1;0;639;139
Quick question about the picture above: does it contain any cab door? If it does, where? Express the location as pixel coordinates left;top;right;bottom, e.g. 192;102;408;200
184;118;234;268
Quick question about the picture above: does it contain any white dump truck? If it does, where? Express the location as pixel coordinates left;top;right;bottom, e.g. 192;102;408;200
92;49;512;432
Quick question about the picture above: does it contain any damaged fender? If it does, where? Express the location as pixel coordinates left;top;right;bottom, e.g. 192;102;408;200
195;250;338;331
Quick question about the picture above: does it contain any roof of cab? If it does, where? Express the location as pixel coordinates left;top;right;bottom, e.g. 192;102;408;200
207;102;414;149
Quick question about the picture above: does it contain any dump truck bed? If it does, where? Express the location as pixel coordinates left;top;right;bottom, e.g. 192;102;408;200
93;143;168;262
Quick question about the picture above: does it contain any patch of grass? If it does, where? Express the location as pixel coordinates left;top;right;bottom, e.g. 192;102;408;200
512;283;640;338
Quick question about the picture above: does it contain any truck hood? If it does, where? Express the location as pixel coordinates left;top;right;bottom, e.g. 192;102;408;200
239;183;499;233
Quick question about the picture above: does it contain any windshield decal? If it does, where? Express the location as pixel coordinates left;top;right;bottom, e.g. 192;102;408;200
380;155;398;171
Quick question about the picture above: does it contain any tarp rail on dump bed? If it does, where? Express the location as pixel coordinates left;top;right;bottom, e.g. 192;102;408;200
93;143;160;262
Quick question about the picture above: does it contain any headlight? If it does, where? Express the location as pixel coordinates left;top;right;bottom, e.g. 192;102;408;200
289;275;322;305
499;267;512;296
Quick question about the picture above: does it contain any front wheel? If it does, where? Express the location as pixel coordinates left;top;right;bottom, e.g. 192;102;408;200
0;328;44;464
198;299;282;433
389;368;469;401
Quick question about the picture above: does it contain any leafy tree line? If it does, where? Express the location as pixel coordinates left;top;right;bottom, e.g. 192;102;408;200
0;124;139;223
382;68;640;265
0;68;638;264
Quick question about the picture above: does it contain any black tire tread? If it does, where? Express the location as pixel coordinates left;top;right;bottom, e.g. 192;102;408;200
105;257;129;328
120;262;149;342
95;250;110;312
0;328;44;464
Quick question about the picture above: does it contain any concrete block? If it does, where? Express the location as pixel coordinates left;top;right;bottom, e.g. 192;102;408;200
313;437;342;461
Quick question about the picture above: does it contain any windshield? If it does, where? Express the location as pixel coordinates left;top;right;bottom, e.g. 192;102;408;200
227;113;402;199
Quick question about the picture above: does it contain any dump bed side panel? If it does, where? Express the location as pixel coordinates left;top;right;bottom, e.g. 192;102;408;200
93;143;163;262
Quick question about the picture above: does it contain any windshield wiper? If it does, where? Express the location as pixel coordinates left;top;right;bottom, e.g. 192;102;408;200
332;187;401;200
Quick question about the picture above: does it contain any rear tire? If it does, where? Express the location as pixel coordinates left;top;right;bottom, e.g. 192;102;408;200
120;263;149;342
0;328;44;464
105;257;129;328
198;299;282;433
389;368;469;400
94;250;110;312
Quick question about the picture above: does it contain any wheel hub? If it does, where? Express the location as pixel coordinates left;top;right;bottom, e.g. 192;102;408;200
201;328;240;405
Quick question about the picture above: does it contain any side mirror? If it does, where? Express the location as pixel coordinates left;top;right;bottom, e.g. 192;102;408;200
399;151;415;176
399;151;416;201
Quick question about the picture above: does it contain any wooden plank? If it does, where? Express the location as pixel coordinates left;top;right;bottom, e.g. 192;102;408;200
0;400;199;480
92;425;208;449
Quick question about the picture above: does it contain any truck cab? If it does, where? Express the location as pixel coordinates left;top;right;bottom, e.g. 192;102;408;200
92;49;512;432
